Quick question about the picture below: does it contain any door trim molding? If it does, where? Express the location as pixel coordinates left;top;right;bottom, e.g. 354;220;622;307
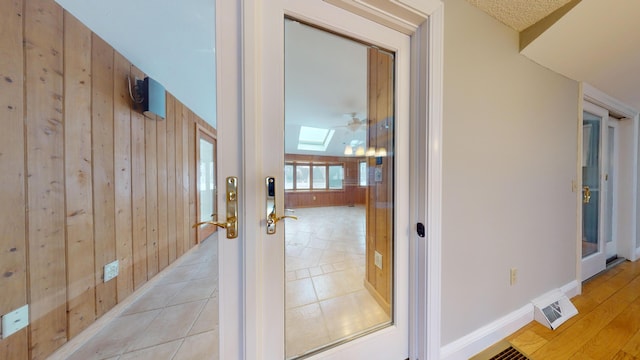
424;4;444;360
581;84;640;268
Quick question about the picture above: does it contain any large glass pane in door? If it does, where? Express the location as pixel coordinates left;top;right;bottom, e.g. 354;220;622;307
284;19;394;358
582;111;601;259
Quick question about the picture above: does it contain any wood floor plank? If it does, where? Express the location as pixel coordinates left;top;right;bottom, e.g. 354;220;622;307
579;298;640;359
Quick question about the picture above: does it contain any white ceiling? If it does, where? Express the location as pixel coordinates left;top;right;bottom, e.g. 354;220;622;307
55;0;217;126
466;0;572;31
468;0;640;113
285;20;368;156
520;0;640;113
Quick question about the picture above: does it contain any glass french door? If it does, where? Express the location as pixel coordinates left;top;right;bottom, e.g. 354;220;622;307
248;1;412;358
581;101;609;280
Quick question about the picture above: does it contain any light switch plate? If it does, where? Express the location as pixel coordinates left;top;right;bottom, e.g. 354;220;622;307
104;260;119;282
2;304;29;339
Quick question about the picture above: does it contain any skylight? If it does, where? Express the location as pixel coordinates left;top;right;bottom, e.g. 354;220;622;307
297;126;335;151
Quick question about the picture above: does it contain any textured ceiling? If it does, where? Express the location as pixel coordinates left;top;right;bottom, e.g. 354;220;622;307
466;0;573;31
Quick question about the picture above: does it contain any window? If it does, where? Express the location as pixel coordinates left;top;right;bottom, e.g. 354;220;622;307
285;162;344;190
297;165;310;189
359;161;367;186
284;164;294;190
297;126;335;152
313;165;326;188
328;165;343;189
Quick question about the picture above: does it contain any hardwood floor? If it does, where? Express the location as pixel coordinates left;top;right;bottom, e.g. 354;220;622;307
507;260;640;359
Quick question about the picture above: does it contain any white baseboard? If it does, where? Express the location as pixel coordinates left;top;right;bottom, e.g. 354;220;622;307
635;246;640;262
440;281;580;360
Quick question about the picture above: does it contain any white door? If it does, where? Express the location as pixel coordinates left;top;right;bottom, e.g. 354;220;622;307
245;1;412;358
581;101;609;280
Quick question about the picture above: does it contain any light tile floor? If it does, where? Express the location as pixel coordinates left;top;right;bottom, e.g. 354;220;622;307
67;237;219;360
285;206;390;358
64;206;387;360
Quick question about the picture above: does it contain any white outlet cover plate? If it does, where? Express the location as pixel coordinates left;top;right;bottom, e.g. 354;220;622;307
104;260;119;282
2;304;29;339
374;251;383;269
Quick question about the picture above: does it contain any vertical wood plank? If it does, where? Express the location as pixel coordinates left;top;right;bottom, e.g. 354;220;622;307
63;12;95;339
166;95;177;263
175;102;185;258
157;109;169;270
182;105;190;252
188;111;197;246
131;66;148;290
0;0;28;357
145;108;159;279
24;0;67;357
91;34;117;317
113;52;133;302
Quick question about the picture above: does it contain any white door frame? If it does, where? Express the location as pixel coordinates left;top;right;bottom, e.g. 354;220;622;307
605;119;618;259
216;1;244;359
579;83;639;284
241;1;444;359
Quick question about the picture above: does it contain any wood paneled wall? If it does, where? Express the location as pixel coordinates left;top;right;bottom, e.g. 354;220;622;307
284;154;366;208
365;48;394;315
0;1;205;358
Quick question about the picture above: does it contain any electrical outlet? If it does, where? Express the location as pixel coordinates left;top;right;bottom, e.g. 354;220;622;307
510;268;518;286
104;260;119;282
374;251;383;269
2;304;29;339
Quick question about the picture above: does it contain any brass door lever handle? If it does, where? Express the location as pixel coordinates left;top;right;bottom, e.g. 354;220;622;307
192;176;239;239
193;218;236;230
583;186;591;204
267;214;298;225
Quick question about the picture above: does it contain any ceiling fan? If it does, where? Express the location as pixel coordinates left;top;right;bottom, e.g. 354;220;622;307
336;112;366;132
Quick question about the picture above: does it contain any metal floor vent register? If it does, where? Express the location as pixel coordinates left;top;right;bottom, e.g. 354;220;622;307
488;345;530;360
470;340;530;360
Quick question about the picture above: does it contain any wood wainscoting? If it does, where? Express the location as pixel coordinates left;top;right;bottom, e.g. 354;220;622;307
0;2;211;358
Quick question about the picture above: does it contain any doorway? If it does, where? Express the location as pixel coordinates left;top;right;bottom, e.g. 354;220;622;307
581;93;639;280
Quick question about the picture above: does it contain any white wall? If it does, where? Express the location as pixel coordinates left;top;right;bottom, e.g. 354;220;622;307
441;0;579;344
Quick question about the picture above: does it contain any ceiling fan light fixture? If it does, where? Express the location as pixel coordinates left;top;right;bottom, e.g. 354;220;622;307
366;147;376;157
355;146;365;156
347;122;361;132
344;145;353;155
